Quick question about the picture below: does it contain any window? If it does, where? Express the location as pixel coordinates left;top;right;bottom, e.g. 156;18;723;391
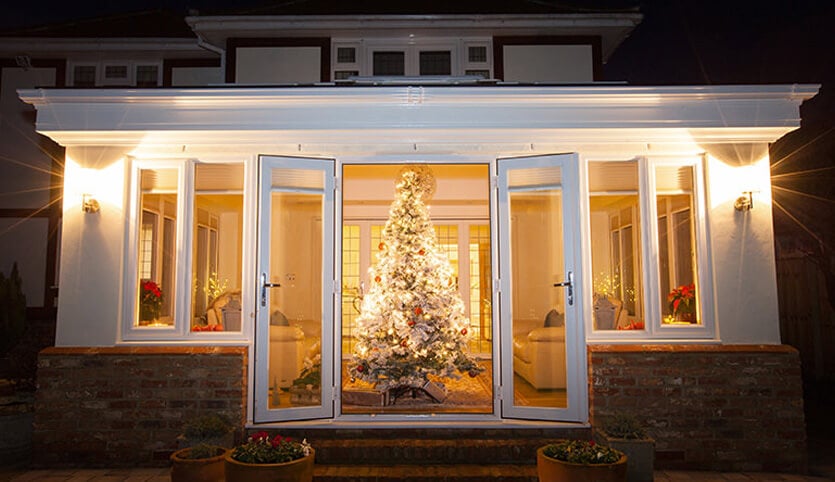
136;167;178;327
373;51;405;76
334;70;359;80
72;65;96;87
136;65;159;87
589;161;643;331
419;51;452;75
656;165;699;325
468;46;487;63
587;158;710;338
337;47;356;63
190;163;244;333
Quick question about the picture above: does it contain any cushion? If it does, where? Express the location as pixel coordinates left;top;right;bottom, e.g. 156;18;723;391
271;310;290;326
544;309;564;327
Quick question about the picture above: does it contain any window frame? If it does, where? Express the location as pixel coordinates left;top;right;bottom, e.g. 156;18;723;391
584;155;715;342
122;158;251;342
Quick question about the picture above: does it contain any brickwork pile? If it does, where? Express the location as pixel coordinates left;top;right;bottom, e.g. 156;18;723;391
32;346;247;467
588;344;806;473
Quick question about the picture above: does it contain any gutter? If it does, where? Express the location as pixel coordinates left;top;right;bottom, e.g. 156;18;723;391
196;33;226;81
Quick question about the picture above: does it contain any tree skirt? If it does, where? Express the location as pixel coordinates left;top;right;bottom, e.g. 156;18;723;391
342;372;492;413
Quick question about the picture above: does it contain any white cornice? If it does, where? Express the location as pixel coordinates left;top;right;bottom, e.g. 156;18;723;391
18;84;819;155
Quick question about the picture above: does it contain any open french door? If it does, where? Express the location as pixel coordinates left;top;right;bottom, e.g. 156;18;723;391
497;154;586;422
254;155;335;422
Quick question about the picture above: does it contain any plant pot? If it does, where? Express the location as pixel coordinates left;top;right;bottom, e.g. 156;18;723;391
170;446;227;482
536;446;627;482
595;430;655;482
224;448;315;482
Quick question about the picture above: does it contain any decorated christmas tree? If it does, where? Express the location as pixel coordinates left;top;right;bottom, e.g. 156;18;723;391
349;166;483;396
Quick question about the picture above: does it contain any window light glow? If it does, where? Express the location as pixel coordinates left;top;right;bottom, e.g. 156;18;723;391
64;157;125;213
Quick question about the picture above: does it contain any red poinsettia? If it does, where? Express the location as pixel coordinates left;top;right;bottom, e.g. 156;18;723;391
139;280;164;321
667;283;696;317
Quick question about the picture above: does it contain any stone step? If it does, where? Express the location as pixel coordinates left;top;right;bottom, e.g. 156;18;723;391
311;438;550;465
313;463;537;482
272;427;590;466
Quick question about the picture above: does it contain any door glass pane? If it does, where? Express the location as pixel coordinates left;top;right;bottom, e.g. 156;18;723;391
268;189;323;409
509;167;567;408
136;168;177;327
656;165;699;325
588;160;644;331
190;163;244;333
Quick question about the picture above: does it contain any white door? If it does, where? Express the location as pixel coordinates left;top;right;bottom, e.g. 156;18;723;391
497;154;586;422
254;155;335;422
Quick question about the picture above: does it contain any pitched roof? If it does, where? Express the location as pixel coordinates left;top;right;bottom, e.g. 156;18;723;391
0;9;194;38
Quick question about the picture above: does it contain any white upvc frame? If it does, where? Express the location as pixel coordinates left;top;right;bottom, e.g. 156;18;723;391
67;60;163;87
583;155;716;342
121;158;251;342
363;38;461;76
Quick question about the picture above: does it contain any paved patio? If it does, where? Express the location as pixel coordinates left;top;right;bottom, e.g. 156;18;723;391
0;467;831;481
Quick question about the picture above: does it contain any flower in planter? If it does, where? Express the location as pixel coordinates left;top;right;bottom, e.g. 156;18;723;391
667;283;696;319
230;431;311;464
541;439;623;465
139;280;164;321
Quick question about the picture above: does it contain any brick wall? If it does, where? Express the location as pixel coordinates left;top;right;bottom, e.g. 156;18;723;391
33;346;247;467
588;344;806;473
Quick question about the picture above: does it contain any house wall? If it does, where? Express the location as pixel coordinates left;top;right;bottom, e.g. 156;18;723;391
502;45;593;83
703;153;781;343
588;344;806;473
170;66;223;86
236;47;322;84
32;346;247;467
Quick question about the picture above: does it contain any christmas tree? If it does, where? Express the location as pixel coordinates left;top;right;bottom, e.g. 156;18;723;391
349;166;483;394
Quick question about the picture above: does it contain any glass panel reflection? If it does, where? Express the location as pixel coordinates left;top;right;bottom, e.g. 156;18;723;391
268;190;323;408
509;168;567;408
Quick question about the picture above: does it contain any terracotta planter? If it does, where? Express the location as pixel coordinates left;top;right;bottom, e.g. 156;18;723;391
170;446;227;482
536;446;627;482
224;448;315;482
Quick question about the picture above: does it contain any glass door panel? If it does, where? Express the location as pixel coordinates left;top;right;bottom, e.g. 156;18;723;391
498;154;584;422
254;156;334;422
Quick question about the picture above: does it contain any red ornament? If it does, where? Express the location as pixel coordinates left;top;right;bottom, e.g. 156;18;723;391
461;328;468;335
407;320;415;327
375;275;381;283
356;365;365;372
418;249;425;255
401;339;408;347
468;369;479;378
378;242;385;250
414;307;423;315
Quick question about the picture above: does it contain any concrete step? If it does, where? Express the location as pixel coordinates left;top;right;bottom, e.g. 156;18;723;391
313;463;537;482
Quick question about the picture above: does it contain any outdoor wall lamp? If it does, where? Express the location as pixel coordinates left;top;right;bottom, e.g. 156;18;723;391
82;193;100;213
734;191;754;212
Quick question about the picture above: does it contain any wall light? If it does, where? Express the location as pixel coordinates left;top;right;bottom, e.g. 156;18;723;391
82;193;100;213
734;191;754;212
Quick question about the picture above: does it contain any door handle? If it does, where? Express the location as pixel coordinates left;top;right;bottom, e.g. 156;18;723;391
553;271;574;306
260;272;281;307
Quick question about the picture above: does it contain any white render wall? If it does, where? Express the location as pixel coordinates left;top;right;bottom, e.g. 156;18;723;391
21;85;813;347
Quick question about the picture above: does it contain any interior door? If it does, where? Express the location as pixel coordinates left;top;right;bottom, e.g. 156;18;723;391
254;155;335;422
497;154;586;422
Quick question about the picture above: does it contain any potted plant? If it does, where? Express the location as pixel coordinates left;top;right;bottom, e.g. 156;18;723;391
537;439;626;482
170;413;235;482
138;279;163;324
667;283;696;322
595;412;655;482
225;431;314;482
178;413;235;449
170;443;227;482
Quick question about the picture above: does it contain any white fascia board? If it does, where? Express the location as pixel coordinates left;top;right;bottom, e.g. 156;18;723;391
0;37;209;58
19;84;818;149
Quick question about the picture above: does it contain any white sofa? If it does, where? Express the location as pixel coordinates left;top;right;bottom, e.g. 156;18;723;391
512;317;567;390
269;325;306;389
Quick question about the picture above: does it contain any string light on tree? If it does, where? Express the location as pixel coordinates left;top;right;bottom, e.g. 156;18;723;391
349;166;483;397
